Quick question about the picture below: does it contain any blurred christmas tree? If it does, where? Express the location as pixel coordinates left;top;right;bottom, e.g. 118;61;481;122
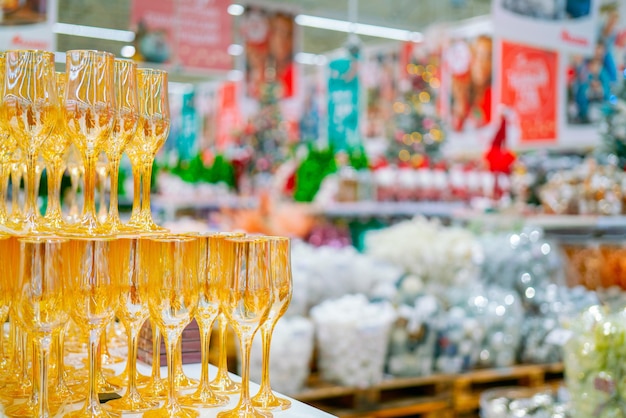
597;81;626;168
387;55;445;167
240;81;290;175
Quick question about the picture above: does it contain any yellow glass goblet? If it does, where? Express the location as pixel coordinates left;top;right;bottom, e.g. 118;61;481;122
64;237;121;418
126;69;170;233
105;59;138;233
0;53;18;227
41;72;71;231
251;236;293;411
217;237;273;418
1;50;58;233
104;236;158;414
4;237;69;418
63;50;116;236
142;235;200;418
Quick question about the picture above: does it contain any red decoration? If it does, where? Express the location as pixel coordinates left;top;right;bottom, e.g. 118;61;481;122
484;115;515;200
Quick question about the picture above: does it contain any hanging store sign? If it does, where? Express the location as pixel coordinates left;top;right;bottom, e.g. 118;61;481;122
327;56;360;152
0;0;56;51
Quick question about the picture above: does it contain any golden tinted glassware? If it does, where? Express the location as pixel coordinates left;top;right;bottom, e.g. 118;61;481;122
142;235;200;418
218;237;272;418
1;50;58;233
0;53;18;227
252;236;293;411
0;235;17;374
41;72;71;231
126;69;169;232
65;237;121;418
104;236;157;413
179;233;247;408
105;59;138;233
63;50;115;235
207;234;246;396
5;237;69;418
138;320;167;400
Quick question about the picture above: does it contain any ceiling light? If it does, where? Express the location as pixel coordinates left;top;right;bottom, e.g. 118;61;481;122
227;44;244;56
228;4;245;16
121;45;136;58
54;22;135;42
295;14;423;42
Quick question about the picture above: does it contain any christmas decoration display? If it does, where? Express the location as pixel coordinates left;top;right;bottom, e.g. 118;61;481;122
484;114;516;201
564;306;626;418
480;387;569;418
310;294;397;388
387;53;445;167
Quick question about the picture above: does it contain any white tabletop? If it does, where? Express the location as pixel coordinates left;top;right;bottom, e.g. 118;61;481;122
118;361;337;418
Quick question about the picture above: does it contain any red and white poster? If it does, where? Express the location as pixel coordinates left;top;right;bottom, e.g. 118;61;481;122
130;0;232;71
492;0;601;55
215;81;242;150
241;5;296;99
500;40;558;143
0;0;56;52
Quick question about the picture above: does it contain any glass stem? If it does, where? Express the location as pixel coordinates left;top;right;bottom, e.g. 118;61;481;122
11;162;22;218
239;334;252;405
108;157;121;222
0;162;9;221
150;321;161;380
130;161;141;223
88;330;101;411
57;328;66;388
38;336;51;418
45;160;64;220
199;322;212;387
217;315;229;377
24;152;38;224
166;335;178;408
141;159;153;221
20;331;28;383
82;153;97;224
127;325;139;395
259;323;274;394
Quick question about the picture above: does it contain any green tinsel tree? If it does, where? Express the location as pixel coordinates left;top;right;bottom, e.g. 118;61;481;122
387;56;445;167
241;81;290;174
293;146;337;202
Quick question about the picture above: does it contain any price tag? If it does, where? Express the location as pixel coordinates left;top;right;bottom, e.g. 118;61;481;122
544;328;574;346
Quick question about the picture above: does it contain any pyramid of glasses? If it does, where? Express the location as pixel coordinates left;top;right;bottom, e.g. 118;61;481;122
0;50;293;418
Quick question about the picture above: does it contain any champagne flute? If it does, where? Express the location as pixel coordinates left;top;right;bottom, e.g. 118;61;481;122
179;233;248;408
126;69;169;232
96;155;109;224
142;235;200;418
105;59;138;233
1;50;58;233
252;237;292;410
64;237;121;418
5;237;69;418
0;235;17;374
65;144;82;225
218;237;273;418
0;53;18;227
63;50;115;236
41;72;70;231
104;236;157;413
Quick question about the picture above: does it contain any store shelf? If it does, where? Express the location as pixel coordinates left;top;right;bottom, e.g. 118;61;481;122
308;201;467;219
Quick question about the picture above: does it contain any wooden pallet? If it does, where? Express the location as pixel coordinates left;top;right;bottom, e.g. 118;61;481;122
296;373;454;417
293;363;564;418
452;363;564;414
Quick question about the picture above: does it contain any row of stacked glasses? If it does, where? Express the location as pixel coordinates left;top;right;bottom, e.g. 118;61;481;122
0;49;166;235
0;233;293;418
0;49;294;418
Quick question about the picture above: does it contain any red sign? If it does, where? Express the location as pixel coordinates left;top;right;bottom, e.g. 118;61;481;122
215;82;242;150
500;41;558;143
131;0;232;71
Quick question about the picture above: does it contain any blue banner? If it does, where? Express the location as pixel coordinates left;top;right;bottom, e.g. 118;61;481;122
328;57;360;151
